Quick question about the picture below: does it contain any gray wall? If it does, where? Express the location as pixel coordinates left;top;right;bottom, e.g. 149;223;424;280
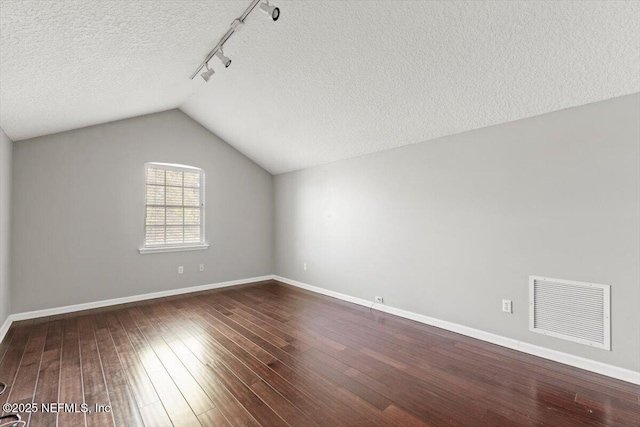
274;93;640;371
0;129;11;326
11;110;273;313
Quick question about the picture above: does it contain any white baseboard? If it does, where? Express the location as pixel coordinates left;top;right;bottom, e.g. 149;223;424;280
0;275;275;344
274;275;640;385
0;315;11;346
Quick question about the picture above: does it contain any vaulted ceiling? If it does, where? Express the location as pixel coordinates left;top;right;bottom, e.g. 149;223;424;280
1;1;639;174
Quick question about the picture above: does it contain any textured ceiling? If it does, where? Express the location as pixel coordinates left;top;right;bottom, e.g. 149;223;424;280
1;1;639;174
0;1;237;140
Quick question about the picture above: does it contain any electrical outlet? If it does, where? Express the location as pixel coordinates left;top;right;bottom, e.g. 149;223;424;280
178;266;184;274
303;263;307;271
375;296;384;304
502;299;512;313
199;264;205;272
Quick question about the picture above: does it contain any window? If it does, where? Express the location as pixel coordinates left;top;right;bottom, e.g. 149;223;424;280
139;163;208;254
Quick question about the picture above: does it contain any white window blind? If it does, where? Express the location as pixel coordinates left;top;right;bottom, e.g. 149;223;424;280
142;163;206;252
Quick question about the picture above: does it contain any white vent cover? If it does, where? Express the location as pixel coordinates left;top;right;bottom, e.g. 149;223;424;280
529;276;610;350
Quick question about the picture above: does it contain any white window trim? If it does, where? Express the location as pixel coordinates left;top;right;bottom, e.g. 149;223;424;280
139;162;208;254
139;243;209;254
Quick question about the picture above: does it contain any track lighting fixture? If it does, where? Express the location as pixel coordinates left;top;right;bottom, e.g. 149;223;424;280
190;0;281;80
260;0;280;21
216;49;232;68
200;65;215;82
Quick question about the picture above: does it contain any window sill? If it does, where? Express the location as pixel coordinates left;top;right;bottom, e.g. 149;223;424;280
139;244;209;254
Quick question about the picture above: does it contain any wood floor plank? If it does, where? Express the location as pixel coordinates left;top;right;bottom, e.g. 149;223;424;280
263;286;587;425
193;329;317;427
166;338;262;427
3;323;48;405
188;319;326;426
193;296;395;414
138;400;173;427
0;325;32;414
220;291;347;352
184;296;393;426
198;407;232;427
204;357;289;427
114;309;201;426
103;312;163;411
127;306;215;416
151;300;332;426
0;326;18;365
147;300;298;427
1;280;638;427
77;315;114;427
149;300;293;427
29;320;63;427
91;313;145;427
249;286;560;423
58;317;87;427
160;298;327;426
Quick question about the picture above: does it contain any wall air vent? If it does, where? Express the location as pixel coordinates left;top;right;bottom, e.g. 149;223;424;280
529;276;610;350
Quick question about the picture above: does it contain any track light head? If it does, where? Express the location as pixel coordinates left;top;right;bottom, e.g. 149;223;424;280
200;65;215;82
260;1;280;21
216;50;232;68
190;0;283;80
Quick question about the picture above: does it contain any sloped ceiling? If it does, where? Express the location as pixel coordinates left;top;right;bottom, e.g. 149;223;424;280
0;0;232;140
1;1;639;174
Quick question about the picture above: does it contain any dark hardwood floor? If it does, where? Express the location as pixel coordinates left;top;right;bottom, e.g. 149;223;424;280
0;280;638;426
